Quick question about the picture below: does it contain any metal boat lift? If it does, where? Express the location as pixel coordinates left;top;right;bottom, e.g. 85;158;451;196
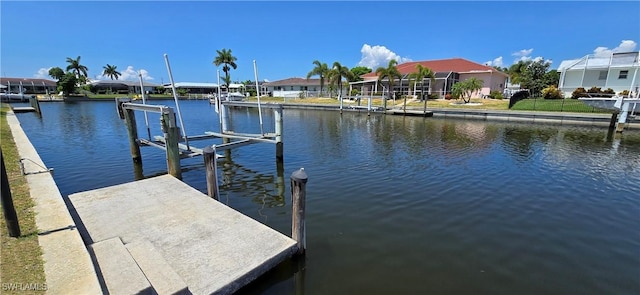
117;99;283;179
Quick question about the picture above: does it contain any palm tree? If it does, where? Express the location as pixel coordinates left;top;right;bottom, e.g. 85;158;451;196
408;64;436;113
409;64;435;100
453;77;484;103
213;48;238;92
102;64;121;80
327;62;353;99
66;56;89;80
306;60;329;97
375;59;401;109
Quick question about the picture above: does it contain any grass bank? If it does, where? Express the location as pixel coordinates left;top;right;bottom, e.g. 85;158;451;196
246;96;611;113
0;104;46;294
511;98;610;113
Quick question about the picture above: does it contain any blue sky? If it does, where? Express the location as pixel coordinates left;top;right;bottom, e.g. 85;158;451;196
1;1;639;84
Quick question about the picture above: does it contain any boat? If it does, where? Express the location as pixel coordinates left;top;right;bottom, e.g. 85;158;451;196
220;92;246;101
0;92;35;102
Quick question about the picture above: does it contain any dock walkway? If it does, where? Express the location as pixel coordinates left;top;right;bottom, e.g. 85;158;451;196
69;174;297;295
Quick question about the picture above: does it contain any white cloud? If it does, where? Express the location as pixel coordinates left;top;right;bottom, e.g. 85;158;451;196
593;40;637;57
34;67;52;78
509;48;550;65
485;56;503;67
512;48;534;58
357;44;412;70
96;66;154;81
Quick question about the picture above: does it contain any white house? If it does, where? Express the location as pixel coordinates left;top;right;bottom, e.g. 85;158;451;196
558;51;640;97
263;78;322;98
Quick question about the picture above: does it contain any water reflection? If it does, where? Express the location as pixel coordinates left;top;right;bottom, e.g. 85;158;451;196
219;152;285;210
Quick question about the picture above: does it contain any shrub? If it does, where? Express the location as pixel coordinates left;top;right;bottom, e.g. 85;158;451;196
571;87;587;99
619;90;630;96
445;94;452;100
350;89;360;96
542;86;563;99
587;86;602;93
427;94;439;100
487;90;504;100
603;88;615;94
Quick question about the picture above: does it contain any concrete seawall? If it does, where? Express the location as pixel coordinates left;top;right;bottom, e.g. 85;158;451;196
224;101;639;130
5;110;102;294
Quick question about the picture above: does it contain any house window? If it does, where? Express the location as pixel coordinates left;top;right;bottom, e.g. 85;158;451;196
619;70;628;79
598;71;608;80
290;86;294;90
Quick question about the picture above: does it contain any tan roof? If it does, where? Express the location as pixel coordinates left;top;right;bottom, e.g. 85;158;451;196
0;77;57;86
361;58;508;79
263;77;321;87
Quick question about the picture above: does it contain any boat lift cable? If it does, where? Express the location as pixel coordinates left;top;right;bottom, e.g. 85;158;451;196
253;60;265;136
138;72;151;140
163;54;190;151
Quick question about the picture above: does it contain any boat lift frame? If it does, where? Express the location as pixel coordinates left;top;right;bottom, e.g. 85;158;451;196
118;100;283;179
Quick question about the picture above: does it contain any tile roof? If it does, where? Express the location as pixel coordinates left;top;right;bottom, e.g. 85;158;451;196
0;77;57;86
361;58;508;79
263;77;321;87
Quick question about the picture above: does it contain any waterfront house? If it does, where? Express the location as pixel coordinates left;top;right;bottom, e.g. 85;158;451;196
90;80;160;94
557;51;640;97
263;78;322;98
354;58;509;98
0;77;57;94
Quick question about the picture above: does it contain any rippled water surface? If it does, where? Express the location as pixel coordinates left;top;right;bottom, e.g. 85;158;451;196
15;100;640;295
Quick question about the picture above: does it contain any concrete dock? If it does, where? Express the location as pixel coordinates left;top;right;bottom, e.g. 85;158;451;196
69;174;298;295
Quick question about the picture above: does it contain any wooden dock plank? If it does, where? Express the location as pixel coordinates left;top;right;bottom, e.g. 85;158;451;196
69;175;297;295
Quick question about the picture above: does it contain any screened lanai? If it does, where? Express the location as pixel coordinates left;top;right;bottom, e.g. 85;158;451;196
349;71;460;98
558;51;640;97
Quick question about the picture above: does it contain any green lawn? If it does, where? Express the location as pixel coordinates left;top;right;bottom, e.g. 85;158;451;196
511;98;610;113
0;104;46;294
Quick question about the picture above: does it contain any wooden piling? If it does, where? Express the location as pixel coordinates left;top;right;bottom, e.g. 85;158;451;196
123;107;142;164
274;104;284;161
609;112;618;131
29;96;41;116
203;145;220;200
291;168;307;255
1;148;21;237
161;108;182;179
116;97;131;119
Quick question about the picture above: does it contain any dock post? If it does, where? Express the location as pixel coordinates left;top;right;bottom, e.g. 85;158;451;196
29;96;41;116
367;96;372;116
616;103;630;133
275;104;284;161
291;168;307;255
276;159;285;200
609;112;618;130
221;104;230;134
203;145;220;201
116;97;131;119
403;96;407;115
423;94;428;116
161;108;182;179
123;107;142;164
1;149;21;237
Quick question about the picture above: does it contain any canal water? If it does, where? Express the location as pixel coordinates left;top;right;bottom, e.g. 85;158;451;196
14;100;640;295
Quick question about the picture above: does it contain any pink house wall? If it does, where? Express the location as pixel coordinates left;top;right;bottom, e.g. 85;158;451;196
459;72;508;97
